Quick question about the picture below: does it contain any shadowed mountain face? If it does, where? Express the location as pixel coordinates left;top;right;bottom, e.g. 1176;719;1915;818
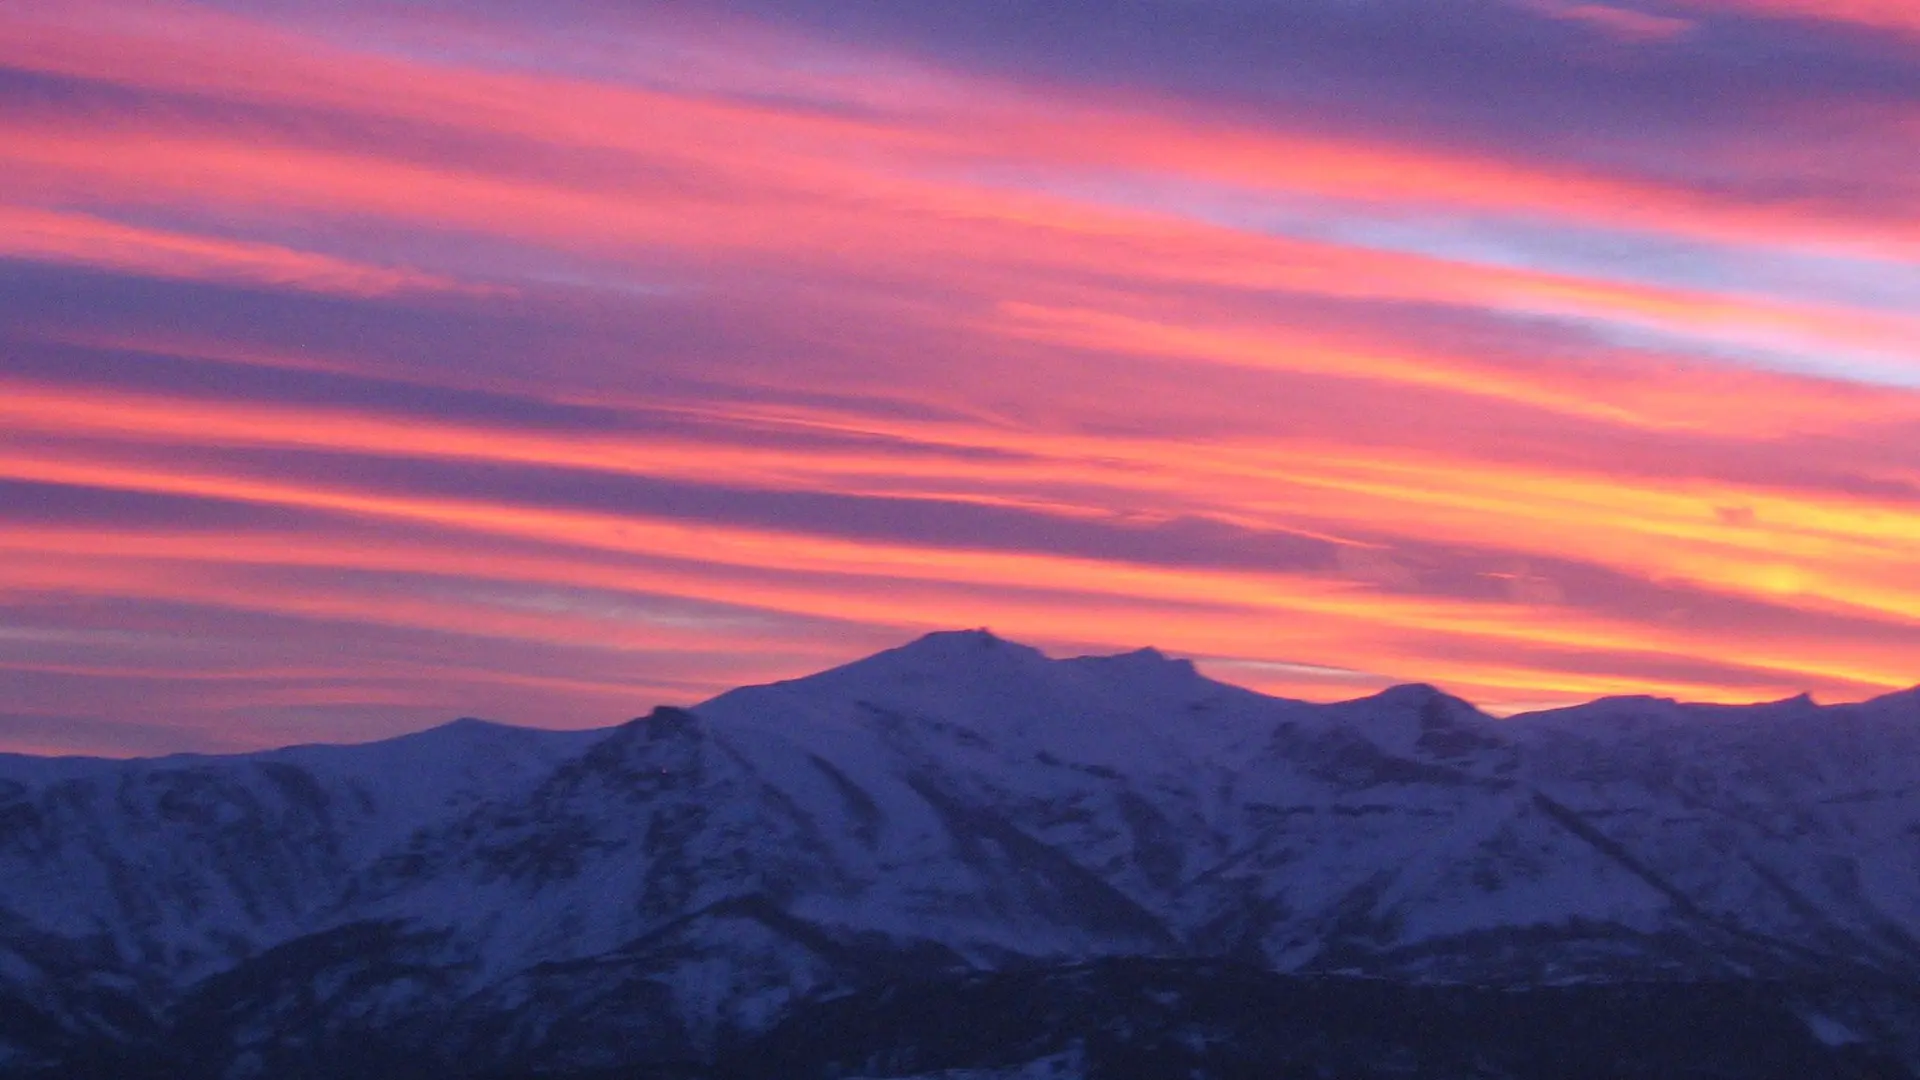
3;630;1920;1078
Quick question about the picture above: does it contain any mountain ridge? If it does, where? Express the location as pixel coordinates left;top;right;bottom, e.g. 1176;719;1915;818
11;629;1916;765
3;629;1920;1078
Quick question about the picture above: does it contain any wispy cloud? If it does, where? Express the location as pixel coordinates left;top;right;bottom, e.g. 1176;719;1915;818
1520;1;1697;43
1;0;1917;752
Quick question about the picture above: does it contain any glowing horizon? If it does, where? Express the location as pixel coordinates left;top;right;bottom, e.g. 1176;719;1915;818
4;0;1920;755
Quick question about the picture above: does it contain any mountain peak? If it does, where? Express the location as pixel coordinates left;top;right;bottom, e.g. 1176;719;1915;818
431;716;518;735
1113;645;1185;668
833;627;1050;679
1062;645;1199;682
338;715;535;750
1356;682;1481;717
897;627;1022;655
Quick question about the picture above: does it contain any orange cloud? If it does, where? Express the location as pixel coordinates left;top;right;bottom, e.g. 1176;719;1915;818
2;1;1916;273
3;0;1919;749
7;112;1912;396
987;302;1920;436
4;393;1918;708
1673;0;1920;34
1523;2;1698;42
0;205;482;295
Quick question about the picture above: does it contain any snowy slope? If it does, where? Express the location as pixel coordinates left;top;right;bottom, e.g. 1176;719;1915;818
1;629;1918;1076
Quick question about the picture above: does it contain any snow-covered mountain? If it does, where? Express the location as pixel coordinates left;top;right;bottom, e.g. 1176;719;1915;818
4;629;1920;1078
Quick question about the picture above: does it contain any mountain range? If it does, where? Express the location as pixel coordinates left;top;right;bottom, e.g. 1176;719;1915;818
4;629;1920;1078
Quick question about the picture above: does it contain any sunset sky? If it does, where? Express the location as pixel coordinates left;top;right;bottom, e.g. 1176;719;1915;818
4;0;1920;755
